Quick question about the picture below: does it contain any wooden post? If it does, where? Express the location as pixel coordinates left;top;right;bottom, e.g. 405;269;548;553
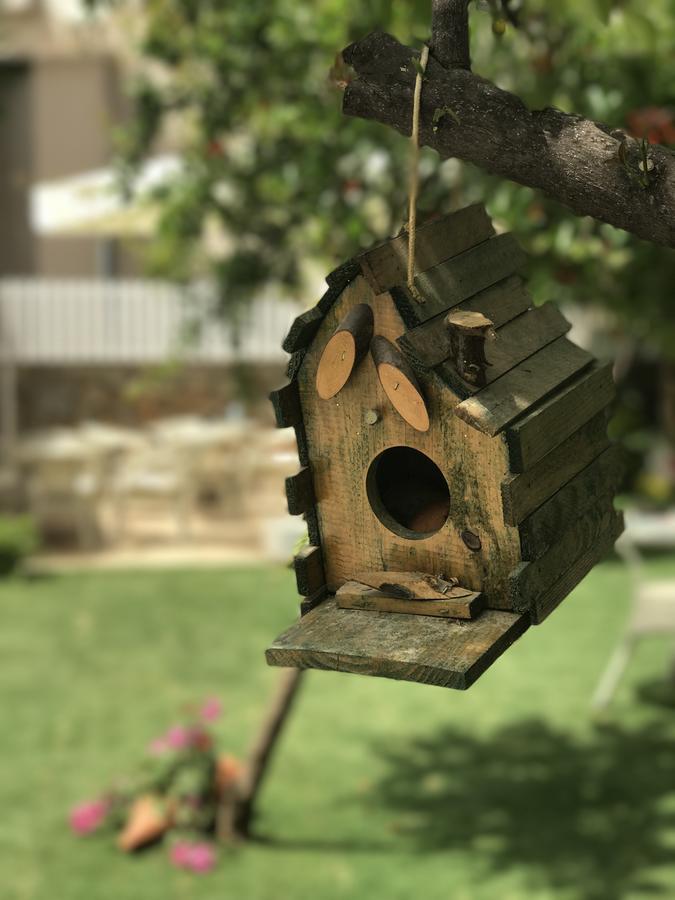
445;310;494;388
218;668;305;841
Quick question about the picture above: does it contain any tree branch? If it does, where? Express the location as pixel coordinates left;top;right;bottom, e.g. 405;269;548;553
431;0;471;70
342;32;675;249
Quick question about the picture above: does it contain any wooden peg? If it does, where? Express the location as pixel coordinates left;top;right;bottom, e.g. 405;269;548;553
370;335;430;432
445;310;495;388
316;304;374;399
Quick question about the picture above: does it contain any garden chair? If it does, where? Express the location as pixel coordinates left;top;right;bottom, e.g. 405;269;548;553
591;535;675;712
152;417;254;519
19;431;106;549
111;443;195;542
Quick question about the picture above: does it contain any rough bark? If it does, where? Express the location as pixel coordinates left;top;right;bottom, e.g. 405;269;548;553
430;0;471;70
342;32;675;249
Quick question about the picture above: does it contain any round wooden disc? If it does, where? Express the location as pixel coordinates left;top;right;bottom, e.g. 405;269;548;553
378;362;430;432
316;330;357;399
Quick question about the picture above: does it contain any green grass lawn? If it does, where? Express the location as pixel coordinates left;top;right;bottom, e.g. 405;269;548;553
2;559;675;900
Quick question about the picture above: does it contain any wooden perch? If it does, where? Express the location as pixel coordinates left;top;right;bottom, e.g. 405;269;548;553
370;334;430;431
316;303;373;399
342;31;675;248
445;309;495;388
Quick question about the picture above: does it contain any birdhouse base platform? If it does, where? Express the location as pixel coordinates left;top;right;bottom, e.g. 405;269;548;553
266;598;530;690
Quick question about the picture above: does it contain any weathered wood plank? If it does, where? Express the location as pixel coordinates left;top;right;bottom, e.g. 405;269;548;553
454;338;594;436
527;514;624;624
501;410;611;525
295;275;524;609
336;581;483;619
325;258;361;291
282;307;324;354
510;505;623;612
398;275;532;368
438;302;571;397
269;381;302;429
300;590;329;616
393;233;527;327
349;570;468;601
285;467;315;516
266;597;529;689
518;445;625;560
358;204;494;295
286;350;306;381
294;545;325;597
505;362;616;472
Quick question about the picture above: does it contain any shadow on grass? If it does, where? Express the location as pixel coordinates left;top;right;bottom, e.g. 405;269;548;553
637;678;675;711
369;719;675;900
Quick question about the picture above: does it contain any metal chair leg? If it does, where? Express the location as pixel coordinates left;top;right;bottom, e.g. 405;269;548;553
591;637;636;713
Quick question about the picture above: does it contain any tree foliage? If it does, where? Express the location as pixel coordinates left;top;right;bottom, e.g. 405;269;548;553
113;0;674;352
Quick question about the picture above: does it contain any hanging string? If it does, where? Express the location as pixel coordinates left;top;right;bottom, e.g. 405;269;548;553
407;43;430;303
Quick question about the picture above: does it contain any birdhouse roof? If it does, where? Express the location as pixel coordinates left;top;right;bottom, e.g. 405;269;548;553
282;203;600;438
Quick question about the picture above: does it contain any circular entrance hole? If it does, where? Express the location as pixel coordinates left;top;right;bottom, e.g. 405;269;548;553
366;446;450;540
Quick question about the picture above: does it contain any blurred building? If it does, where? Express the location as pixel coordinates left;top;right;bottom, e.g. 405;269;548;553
0;0;133;276
0;0;299;459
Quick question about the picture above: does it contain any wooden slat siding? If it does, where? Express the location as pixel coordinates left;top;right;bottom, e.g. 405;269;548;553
296;275;523;613
283;259;362;353
293;421;310;467
392;236;528;330
325;258;361;290
269;382;302;429
286;350;306;380
501;409;611;525
285;467;315;516
304;504;322;548
505;362;616;473
437;302;571;398
358;204;495;295
518;445;624;560
282;307;324;354
523;493;614;565
294;545;325;597
527;514;624;624
510;505;623;612
315;281;343;314
266;597;530;689
454;338;594;436
394;233;528;328
398;275;532;368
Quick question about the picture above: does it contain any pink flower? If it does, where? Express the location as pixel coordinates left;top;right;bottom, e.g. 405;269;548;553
187;842;217;874
166;726;190;750
148;737;169;755
170;841;193;868
169;840;217;874
69;799;108;835
199;697;222;722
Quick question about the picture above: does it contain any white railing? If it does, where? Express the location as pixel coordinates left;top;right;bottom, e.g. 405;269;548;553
0;278;300;365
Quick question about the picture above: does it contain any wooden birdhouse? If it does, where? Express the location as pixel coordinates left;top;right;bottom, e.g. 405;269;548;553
266;204;624;689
